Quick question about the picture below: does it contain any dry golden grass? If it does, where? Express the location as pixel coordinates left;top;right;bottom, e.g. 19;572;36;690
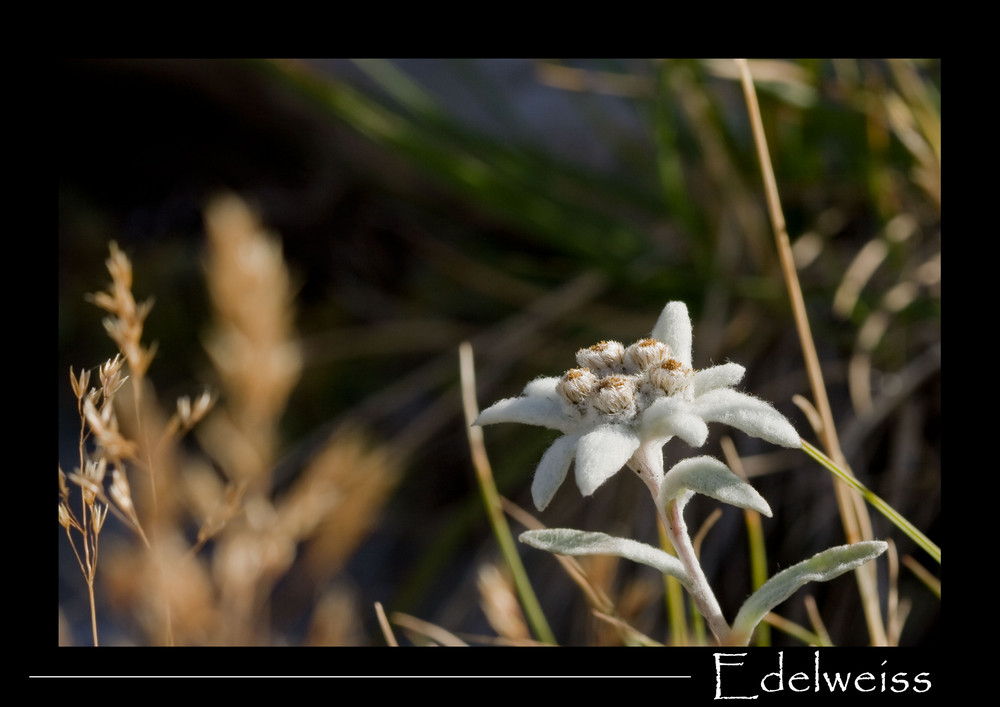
60;195;400;646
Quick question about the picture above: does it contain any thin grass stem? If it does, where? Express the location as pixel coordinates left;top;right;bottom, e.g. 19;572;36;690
721;436;770;646
735;58;886;645
501;497;616;616
902;555;941;598
374;601;399;647
87;581;98;646
763;611;827;646
391;611;469;647
458;341;557;645
657;520;689;646
800;440;940;564
803;595;833;647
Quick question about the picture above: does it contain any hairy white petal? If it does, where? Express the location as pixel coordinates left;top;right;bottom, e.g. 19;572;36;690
531;434;580;511
731;541;888;643
519;529;690;584
574;424;640;496
474;395;576;433
693;362;745;396
659;456;772;516
693;388;801;448
640;395;687;423
522;376;562;401
662;412;709;447
641;397;708;447
651;301;693;368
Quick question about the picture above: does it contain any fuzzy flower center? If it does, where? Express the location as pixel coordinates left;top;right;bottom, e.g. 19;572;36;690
558;339;695;420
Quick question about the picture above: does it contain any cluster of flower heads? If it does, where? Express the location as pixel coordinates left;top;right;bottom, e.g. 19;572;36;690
556;338;694;423
476;302;801;511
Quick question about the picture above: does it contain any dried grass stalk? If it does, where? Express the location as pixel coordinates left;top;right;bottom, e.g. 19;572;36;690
202;194;301;485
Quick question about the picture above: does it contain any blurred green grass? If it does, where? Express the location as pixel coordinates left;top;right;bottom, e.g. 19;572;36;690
59;58;939;647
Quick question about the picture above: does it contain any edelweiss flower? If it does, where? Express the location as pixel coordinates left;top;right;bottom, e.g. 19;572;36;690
475;302;800;510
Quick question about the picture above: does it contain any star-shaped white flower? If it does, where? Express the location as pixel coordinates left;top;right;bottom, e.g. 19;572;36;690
475;301;801;510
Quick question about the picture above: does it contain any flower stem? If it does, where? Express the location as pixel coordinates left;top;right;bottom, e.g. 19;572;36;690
656;520;689;645
661;498;731;644
630;443;731;644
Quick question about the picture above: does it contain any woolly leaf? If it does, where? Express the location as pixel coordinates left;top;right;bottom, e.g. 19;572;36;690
730;541;888;644
659;456;772;516
520;529;689;584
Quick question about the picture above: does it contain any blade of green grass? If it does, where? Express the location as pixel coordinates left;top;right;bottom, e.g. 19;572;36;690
801;439;940;565
459;341;556;645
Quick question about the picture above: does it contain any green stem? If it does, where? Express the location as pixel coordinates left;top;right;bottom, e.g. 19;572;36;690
458;342;556;645
743;507;770;646
801;440;940;564
657;521;689;645
475;468;557;644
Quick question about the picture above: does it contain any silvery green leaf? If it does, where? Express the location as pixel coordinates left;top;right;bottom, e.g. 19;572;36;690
519;529;690;584
693;388;802;448
730;541;888;643
659;456;772;516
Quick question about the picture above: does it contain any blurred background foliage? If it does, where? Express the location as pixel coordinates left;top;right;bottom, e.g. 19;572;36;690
58;58;940;647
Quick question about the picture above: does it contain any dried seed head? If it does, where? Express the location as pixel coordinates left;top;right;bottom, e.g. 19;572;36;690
204;194;301;473
84;396;110;432
649;358;694;399
58;502;72;530
99;354;128;399
576;340;625;373
624;338;669;374
70;367;91;402
83;397;137;460
110;468;134;515
105;241;133;294
92;503;108;534
84;458;108;485
557;367;598;404
71;473;100;506
99;354;124;383
75;459;108;506
175;391;214;429
591;375;637;415
192;390;215;420
177;395;192;425
88;242;158;382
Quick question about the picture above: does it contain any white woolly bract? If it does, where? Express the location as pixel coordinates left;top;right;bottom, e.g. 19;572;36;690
531;433;580;511
574;424;640;496
651;302;693;368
